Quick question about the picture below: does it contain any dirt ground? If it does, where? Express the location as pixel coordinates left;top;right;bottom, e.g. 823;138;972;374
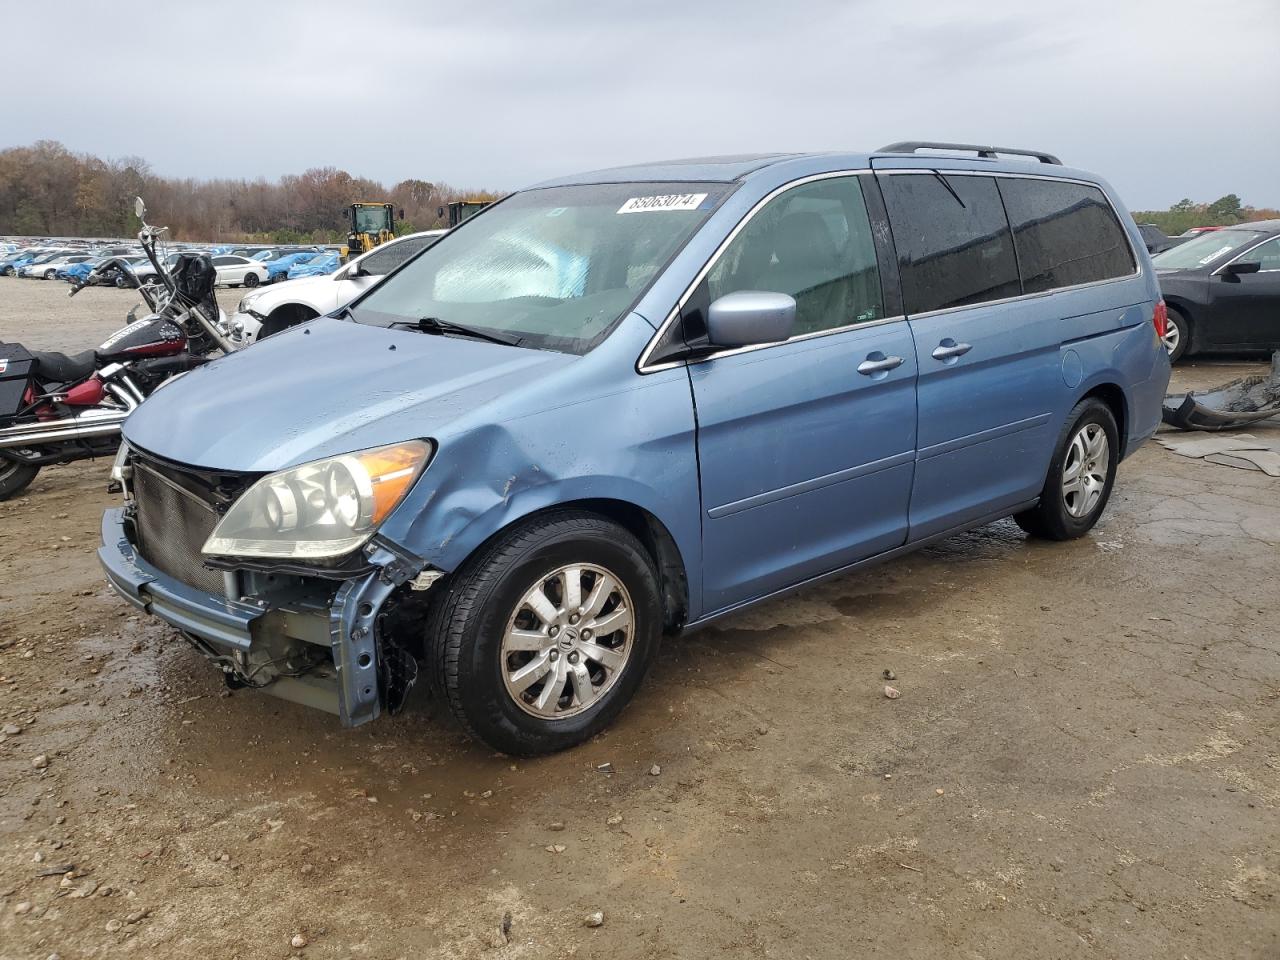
0;276;1277;960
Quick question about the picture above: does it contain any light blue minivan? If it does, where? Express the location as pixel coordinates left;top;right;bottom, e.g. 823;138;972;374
100;142;1171;754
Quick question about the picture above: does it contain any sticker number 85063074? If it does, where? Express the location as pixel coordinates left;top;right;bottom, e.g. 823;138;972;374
617;193;708;215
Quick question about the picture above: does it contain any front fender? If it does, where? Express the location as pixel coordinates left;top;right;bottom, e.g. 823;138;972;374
373;364;706;618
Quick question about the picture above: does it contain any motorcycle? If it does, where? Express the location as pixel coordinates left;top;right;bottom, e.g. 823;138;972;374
0;198;235;500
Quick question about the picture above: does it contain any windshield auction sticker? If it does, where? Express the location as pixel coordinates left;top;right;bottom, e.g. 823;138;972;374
617;193;708;214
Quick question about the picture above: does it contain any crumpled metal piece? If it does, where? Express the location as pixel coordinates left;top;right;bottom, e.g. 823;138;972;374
1162;352;1280;431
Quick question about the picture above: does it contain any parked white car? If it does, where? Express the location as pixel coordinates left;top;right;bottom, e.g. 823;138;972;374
211;255;269;288
229;230;445;343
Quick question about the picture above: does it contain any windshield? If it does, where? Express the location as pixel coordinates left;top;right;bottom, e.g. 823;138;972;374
1153;229;1266;270
352;182;730;354
353;205;391;234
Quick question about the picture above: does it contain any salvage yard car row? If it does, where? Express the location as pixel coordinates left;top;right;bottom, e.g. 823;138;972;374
0;240;343;287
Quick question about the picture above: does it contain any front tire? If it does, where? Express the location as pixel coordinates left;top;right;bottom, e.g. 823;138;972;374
427;510;662;756
44;269;56;280
1164;305;1191;362
0;458;40;500
1014;398;1119;541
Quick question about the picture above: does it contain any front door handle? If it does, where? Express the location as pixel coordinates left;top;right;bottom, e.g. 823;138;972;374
857;355;905;376
931;340;972;361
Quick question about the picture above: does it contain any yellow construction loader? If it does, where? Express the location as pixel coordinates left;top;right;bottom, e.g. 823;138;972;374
345;202;402;258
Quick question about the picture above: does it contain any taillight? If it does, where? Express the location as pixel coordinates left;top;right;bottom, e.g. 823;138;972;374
1152;300;1169;339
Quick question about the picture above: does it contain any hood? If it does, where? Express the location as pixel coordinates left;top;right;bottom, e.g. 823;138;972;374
123;316;577;472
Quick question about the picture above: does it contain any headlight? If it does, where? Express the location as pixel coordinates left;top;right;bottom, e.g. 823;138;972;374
237;294;260;315
202;440;432;560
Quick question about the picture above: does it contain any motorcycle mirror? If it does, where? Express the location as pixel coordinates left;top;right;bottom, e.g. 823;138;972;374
134;197;146;221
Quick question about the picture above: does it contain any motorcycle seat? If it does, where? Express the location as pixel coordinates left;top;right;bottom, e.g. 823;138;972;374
32;350;97;382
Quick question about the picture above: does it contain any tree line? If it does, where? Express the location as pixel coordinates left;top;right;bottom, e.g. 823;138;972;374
0;141;501;243
5;141;1275;245
1131;194;1279;237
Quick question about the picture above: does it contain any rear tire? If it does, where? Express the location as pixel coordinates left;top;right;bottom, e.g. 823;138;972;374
0;458;40;500
426;510;662;756
1165;305;1191;363
243;273;260;288
1014;398;1119;541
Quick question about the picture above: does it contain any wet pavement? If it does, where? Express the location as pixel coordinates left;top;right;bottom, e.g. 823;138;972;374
1;278;1277;958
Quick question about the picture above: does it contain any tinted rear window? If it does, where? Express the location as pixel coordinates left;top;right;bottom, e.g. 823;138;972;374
998;178;1135;292
880;174;1021;314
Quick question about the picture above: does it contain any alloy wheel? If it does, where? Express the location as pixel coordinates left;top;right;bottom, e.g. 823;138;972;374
1162;319;1180;355
501;563;634;719
1061;423;1109;518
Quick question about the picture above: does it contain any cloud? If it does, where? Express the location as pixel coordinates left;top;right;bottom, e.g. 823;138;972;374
2;0;1277;209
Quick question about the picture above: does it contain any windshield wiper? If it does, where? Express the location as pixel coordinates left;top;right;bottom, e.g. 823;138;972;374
392;316;523;347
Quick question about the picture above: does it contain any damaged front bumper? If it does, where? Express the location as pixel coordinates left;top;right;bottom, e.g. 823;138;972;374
98;507;431;727
1163;351;1280;432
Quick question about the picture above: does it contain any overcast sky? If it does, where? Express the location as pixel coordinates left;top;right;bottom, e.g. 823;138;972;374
4;0;1278;210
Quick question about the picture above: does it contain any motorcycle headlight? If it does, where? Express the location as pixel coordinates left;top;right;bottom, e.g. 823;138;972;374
202;440;432;560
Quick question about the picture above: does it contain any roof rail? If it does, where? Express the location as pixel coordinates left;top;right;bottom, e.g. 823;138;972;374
877;141;1062;165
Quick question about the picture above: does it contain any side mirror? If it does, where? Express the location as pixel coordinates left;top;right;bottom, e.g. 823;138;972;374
397;208;405;221
134;197;146;220
706;291;797;348
1223;260;1261;277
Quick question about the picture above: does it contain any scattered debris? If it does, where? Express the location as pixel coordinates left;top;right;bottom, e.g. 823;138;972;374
2;722;21;735
501;910;513;943
883;686;901;700
756;723;769;736
290;933;308;949
1156;433;1280;476
897;862;923;874
649;764;662;776
606;814;623;826
32;754;49;769
596;762;614;775
545;844;566;854
548;821;566;832
14;901;32;915
883;668;896;681
1163;352;1280;431
583;910;605;927
105;919;123;933
935;788;945;796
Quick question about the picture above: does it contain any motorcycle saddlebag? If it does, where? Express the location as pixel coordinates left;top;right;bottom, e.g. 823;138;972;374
0;343;36;417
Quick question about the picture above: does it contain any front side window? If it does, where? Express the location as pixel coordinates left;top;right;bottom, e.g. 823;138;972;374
700;176;883;335
998;178;1135;293
1238;236;1280;271
1152;229;1265;270
358;234;439;276
353;182;731;354
880;173;1021;314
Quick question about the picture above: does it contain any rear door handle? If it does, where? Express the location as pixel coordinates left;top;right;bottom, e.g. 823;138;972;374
857;355;905;376
931;340;972;361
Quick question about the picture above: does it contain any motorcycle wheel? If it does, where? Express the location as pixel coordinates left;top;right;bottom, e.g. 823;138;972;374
0;458;40;501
